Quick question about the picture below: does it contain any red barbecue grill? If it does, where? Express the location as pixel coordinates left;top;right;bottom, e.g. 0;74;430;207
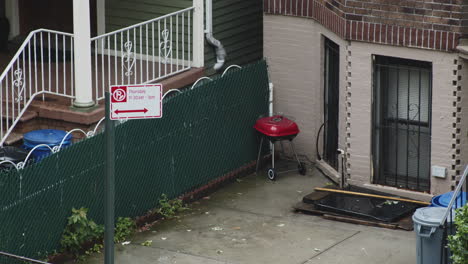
254;115;306;180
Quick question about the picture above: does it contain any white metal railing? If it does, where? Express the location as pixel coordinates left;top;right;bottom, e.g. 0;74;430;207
440;165;467;264
91;7;195;101
0;29;75;146
0;117;105;171
441;165;468;225
0;86;184;170
0;7;197;146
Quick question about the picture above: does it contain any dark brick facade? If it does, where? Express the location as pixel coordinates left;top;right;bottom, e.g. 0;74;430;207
264;0;468;51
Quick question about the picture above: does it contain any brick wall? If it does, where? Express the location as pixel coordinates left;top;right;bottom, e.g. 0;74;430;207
264;0;466;51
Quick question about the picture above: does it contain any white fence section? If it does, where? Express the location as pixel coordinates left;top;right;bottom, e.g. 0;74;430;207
0;29;75;146
91;7;195;101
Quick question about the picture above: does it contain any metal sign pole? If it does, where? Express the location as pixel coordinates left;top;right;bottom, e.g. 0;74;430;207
104;92;115;264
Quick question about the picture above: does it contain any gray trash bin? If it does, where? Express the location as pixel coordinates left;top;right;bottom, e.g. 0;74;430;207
413;207;453;264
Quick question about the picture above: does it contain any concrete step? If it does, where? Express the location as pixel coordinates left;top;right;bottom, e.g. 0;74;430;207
2;131;23;146
0;106;38;122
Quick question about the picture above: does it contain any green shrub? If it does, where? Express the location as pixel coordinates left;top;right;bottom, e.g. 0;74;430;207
156;194;187;219
114;217;136;243
60;208;104;257
448;204;468;264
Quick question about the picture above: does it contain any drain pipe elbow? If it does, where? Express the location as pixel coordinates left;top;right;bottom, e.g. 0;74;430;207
206;32;226;71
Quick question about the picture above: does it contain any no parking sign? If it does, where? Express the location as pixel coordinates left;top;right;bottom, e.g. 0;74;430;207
109;84;162;120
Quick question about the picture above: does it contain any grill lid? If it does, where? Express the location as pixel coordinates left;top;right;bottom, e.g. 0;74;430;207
254;115;299;137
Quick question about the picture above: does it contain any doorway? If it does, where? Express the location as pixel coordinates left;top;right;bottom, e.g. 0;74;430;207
323;38;340;170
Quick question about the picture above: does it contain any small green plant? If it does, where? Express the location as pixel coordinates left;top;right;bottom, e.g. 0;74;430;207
114;217;136;243
141;240;153;247
60;207;104;257
84;243;103;256
156;194;187;219
448;204;468;264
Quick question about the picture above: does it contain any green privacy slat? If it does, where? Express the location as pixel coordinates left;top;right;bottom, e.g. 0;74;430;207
0;60;269;260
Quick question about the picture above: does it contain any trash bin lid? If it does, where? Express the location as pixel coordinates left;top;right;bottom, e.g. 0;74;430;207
413;207;453;227
23;129;71;145
438;191;467;208
0;146;28;162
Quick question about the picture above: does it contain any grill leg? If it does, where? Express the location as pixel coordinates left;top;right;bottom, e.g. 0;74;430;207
255;136;264;174
280;141;286;157
272;141;275;169
289;140;301;166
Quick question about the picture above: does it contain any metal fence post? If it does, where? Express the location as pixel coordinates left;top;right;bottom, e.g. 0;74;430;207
104;92;115;264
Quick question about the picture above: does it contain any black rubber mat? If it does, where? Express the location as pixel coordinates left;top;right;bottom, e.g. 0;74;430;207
314;193;420;223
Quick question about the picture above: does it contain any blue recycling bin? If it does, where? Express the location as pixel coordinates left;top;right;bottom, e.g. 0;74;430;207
22;129;72;161
431;191;467;208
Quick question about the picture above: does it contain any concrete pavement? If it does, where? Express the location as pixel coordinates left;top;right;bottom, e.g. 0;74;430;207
83;162;416;264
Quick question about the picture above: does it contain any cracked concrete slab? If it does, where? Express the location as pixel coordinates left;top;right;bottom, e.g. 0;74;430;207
111;245;226;264
81;163;416;264
128;207;359;264
304;228;415;264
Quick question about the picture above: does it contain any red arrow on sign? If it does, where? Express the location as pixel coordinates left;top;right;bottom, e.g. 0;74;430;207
115;108;148;114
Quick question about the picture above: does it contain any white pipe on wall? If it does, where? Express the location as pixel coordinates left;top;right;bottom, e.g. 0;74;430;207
96;0;106;36
269;82;274;152
205;0;226;71
5;0;19;39
269;82;274;117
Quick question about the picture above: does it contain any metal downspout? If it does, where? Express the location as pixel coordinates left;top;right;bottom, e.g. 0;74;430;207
205;0;226;71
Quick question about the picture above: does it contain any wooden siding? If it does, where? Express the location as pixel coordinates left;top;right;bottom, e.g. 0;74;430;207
205;0;263;72
106;0;263;71
106;0;192;32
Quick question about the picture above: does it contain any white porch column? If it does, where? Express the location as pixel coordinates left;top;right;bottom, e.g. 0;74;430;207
73;0;95;108
192;0;204;68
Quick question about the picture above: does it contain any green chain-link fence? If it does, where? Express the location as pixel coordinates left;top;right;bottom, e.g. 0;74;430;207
0;60;269;262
